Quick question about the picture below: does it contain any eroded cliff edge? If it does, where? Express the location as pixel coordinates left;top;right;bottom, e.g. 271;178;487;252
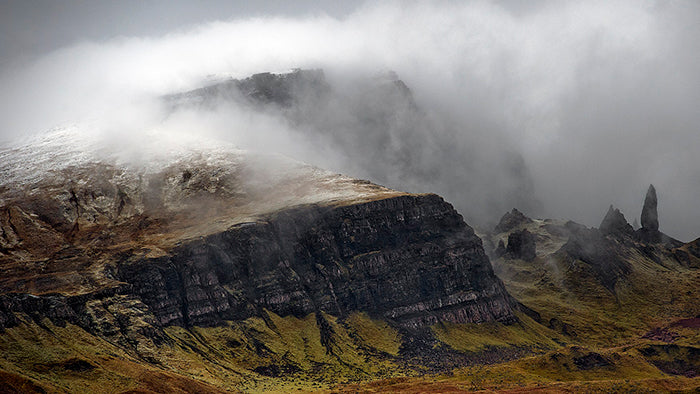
119;194;516;330
0;193;516;335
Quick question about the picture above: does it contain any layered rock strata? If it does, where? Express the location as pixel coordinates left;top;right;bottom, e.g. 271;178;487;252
117;194;516;329
0;194;517;332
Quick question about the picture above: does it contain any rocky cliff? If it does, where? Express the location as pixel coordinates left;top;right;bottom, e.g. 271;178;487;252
117;194;515;329
0;128;516;337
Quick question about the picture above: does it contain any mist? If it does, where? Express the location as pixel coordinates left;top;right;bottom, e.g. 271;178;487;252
0;1;698;241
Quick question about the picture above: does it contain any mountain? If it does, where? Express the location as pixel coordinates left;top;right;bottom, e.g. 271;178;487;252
166;69;541;228
0;127;540;392
0;71;698;393
472;187;700;390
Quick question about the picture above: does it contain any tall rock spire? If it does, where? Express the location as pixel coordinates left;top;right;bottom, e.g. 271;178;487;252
641;184;659;231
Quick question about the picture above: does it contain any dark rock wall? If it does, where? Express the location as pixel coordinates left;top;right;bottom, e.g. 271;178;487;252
561;224;631;293
119;194;517;329
505;229;537;262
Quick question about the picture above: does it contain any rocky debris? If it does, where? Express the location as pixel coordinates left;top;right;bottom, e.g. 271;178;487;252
396;326;533;374
505;229;537;261
641;184;659;232
599;205;634;238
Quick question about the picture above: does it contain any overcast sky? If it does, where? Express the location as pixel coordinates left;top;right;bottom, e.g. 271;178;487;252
0;0;698;240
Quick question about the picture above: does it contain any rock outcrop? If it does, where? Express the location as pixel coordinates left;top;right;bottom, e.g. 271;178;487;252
635;184;683;247
494;208;533;234
505;229;537;261
641;184;659;232
599;205;634;238
118;194;517;329
561;224;631;292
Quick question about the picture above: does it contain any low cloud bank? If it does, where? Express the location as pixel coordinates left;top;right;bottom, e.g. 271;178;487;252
0;1;698;240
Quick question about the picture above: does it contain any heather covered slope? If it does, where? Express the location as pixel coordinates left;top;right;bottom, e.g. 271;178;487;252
468;199;700;391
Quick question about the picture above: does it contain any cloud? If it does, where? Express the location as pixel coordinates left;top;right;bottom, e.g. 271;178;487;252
0;0;698;240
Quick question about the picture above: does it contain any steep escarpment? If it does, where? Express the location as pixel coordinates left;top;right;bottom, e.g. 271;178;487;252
0;128;516;336
0;130;531;392
118;194;516;329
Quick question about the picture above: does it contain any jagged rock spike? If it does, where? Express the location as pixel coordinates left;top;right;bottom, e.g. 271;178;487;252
599;204;634;237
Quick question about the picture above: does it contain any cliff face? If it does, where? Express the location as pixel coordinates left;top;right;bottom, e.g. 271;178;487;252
0;194;515;333
118;194;515;329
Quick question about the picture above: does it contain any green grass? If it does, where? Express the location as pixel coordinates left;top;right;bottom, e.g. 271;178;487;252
432;312;564;353
492;242;700;348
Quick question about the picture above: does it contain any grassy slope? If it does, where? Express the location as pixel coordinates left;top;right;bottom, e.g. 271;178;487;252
489;218;700;347
0;311;411;393
1;220;698;393
0;308;567;393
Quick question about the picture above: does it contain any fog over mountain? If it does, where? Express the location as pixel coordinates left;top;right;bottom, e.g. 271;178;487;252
1;0;698;240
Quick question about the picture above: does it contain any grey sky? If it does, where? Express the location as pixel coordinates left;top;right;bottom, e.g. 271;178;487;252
0;1;698;241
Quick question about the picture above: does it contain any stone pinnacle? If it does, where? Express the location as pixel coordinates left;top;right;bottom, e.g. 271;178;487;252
641;184;659;231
